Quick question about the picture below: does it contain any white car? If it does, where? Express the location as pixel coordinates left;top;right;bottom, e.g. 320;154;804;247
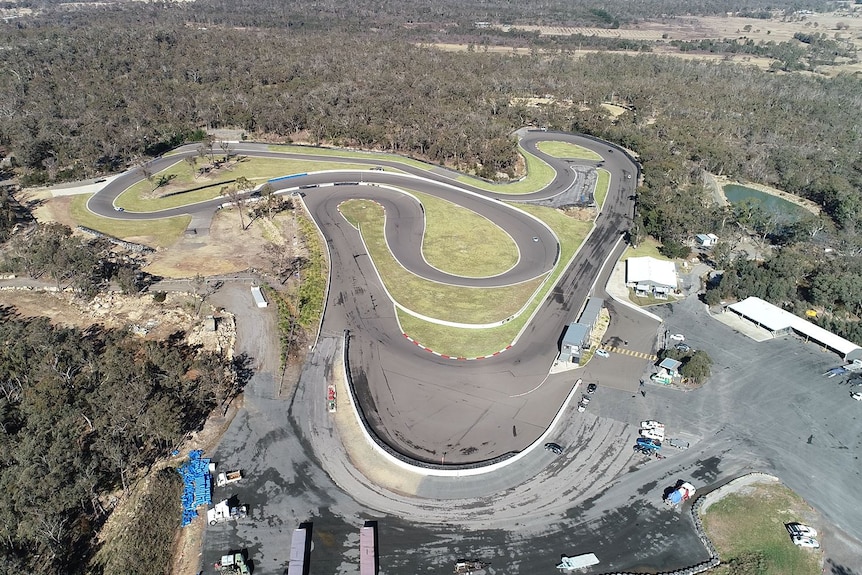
640;428;665;441
640;420;665;430
791;535;820;549
852;391;862;401
787;523;818;537
595;349;610;358
669;333;685;341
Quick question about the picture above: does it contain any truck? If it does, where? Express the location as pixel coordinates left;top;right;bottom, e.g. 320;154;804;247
216;470;243;487
636;437;661;451
207;499;248;525
666;481;696;506
215;552;250;575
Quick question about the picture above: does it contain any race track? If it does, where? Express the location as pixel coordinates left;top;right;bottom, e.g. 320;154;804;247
88;130;639;464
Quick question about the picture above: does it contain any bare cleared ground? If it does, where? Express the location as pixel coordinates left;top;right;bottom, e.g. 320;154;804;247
143;208;306;278
437;10;862;75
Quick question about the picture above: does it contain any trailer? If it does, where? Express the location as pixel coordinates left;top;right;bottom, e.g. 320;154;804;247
216;470;243;487
251;285;267;308
557;553;599;571
207;499;247;525
360;526;377;575
287;527;308;575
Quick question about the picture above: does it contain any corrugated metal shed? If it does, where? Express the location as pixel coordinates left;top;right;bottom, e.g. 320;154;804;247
729;297;862;360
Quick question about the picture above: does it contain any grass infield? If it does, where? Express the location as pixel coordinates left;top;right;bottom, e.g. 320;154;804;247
410;191;518;277
537;141;603;161
338;199;544;325
71;194;190;248
117;156;372;212
700;482;821;575
399;202;592;356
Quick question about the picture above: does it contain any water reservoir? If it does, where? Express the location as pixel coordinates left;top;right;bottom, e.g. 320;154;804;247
723;184;807;222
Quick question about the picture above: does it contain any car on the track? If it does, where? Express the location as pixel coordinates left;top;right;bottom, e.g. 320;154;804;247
786;523;818;537
544;442;563;455
595;349;609;358
669;333;685;341
532;236;539;242
587;383;597;394
113;206;124;212
791;535;820;549
674;343;691;352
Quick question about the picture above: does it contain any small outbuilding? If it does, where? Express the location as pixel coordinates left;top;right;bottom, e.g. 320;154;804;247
559;323;590;363
696;233;719;248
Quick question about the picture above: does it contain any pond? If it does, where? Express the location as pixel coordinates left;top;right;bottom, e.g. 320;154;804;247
723;184;807;223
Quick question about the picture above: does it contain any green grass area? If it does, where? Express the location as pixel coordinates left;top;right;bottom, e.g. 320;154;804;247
411;191;518;277
456;147;555;194
701;483;821;575
295;213;327;328
339;199;544;325
71;194;190;248
268;144;432;171
595;169;610;208
537;141;603;161
117;156;372;212
399;203;593;356
622;236;669;261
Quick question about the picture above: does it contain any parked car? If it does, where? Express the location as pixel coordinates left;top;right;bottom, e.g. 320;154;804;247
577;396;590;413
587;383;597;394
852;391;862;401
674;343;691;352
669;333;685;341
370;166;384;171
595;349;609;358
791;535;820;549
786;523;818;537
544;442;563;455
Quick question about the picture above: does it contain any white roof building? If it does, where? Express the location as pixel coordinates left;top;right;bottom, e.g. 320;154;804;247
626;256;678;292
728;296;862;360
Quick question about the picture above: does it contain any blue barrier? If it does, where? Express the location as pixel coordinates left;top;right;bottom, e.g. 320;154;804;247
268;173;307;183
176;450;212;527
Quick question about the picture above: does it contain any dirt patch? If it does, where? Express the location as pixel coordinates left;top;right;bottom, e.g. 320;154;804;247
144;208;306;278
30;193;79;228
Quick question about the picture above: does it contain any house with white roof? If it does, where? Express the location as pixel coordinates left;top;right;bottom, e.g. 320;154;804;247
626;256;678;299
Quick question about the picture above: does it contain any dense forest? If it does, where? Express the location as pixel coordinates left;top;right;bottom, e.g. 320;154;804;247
0;311;238;573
